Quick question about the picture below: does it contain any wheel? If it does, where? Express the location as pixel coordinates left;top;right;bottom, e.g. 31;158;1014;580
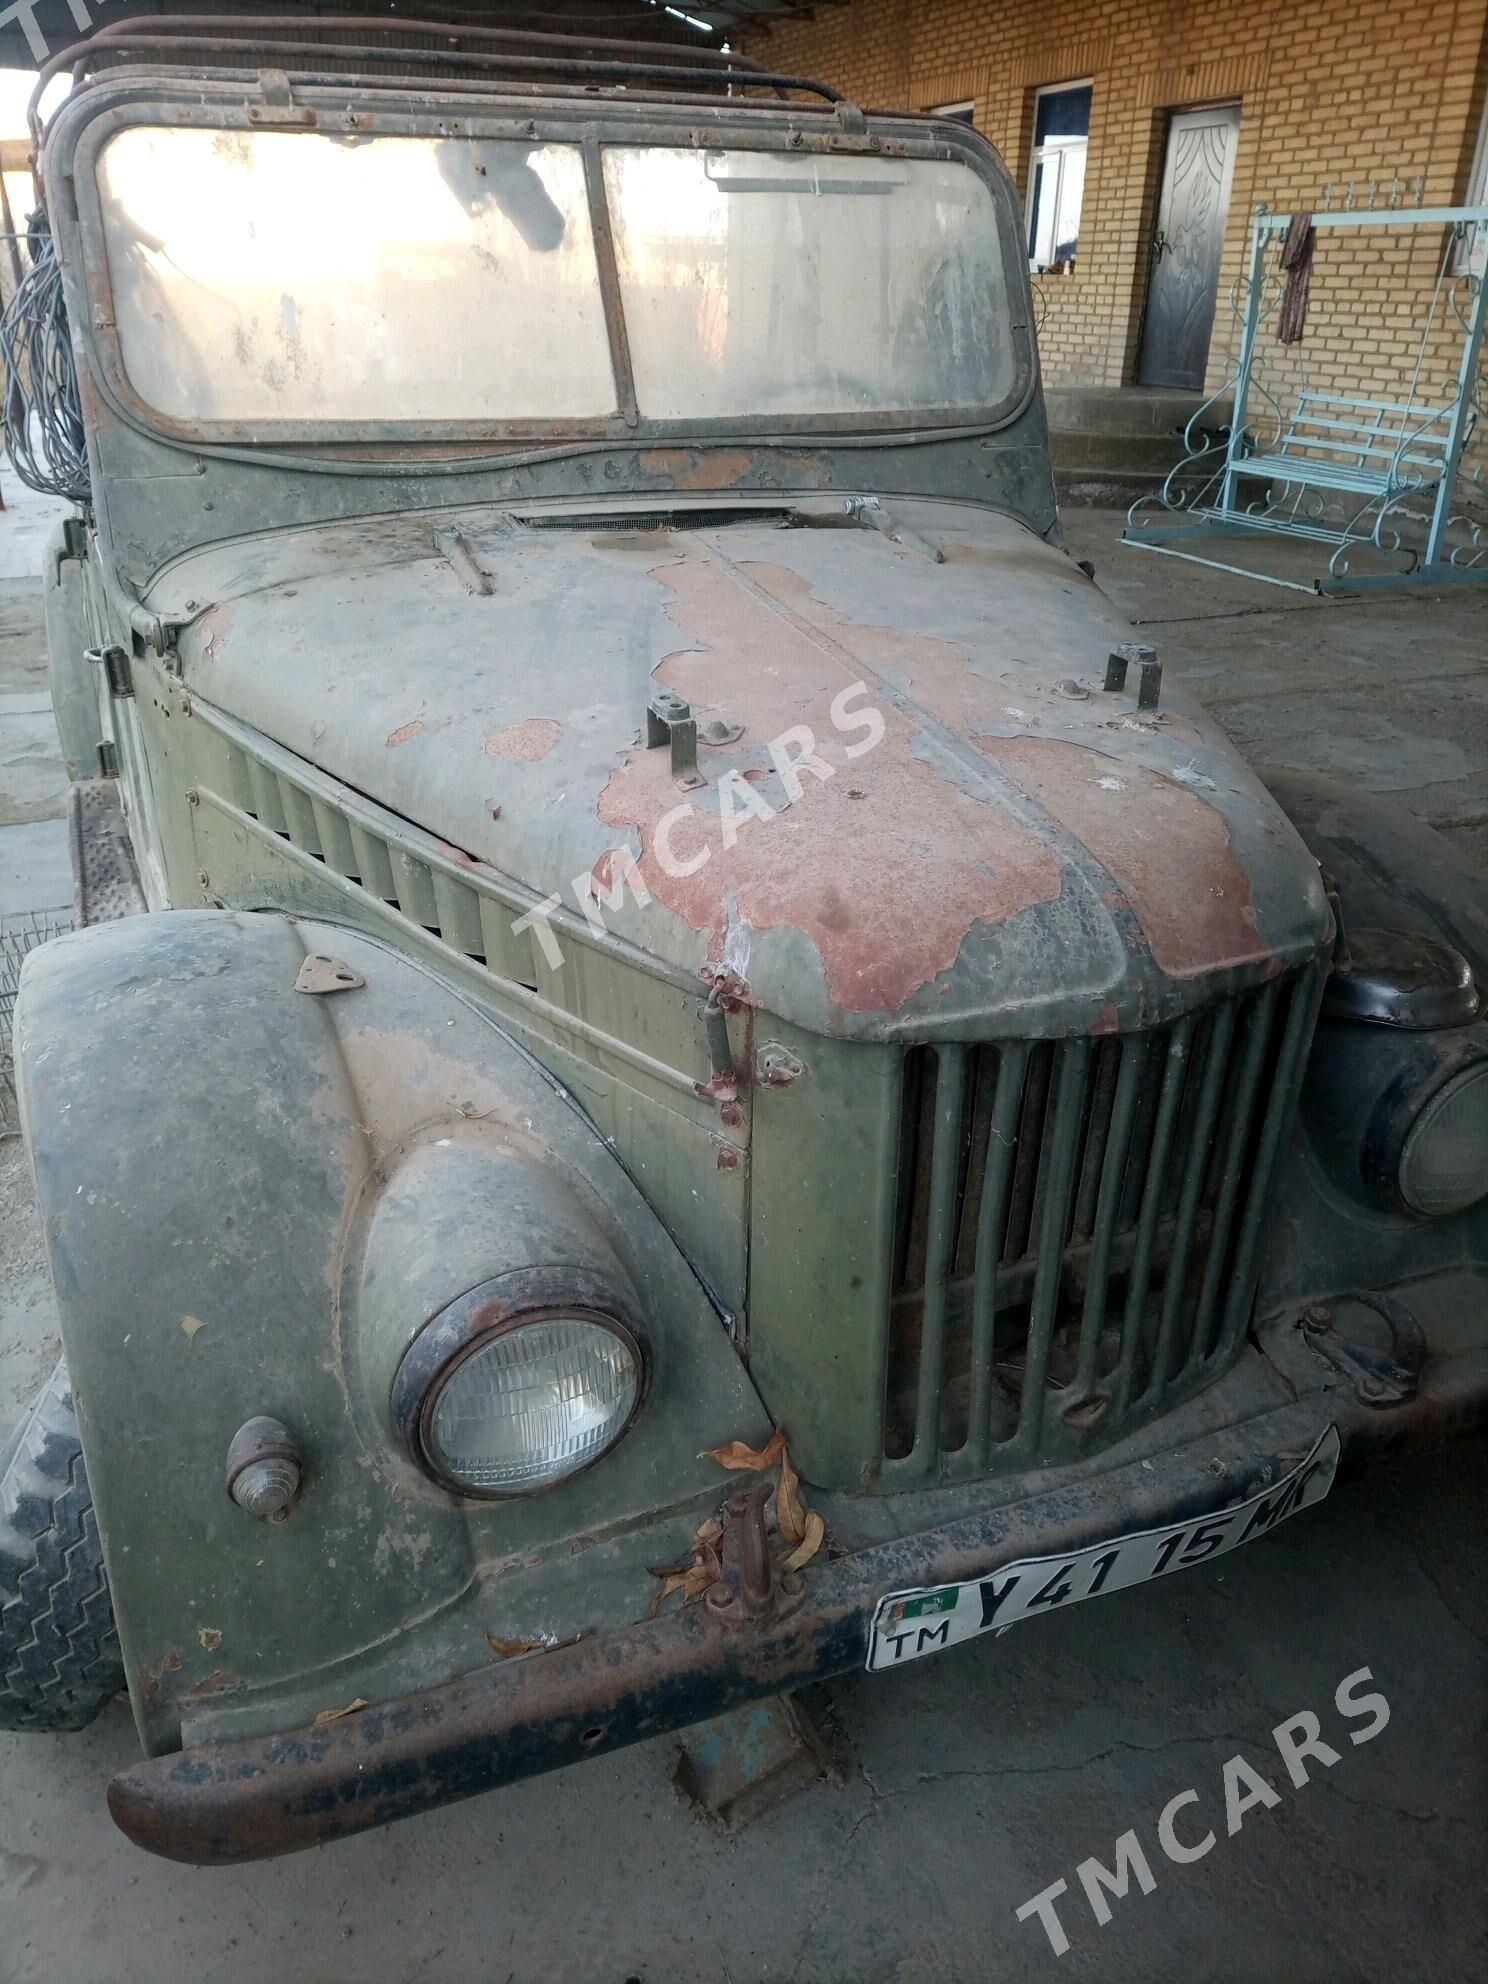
0;1359;123;1731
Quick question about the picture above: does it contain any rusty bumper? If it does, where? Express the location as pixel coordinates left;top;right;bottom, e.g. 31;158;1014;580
108;1353;1487;1865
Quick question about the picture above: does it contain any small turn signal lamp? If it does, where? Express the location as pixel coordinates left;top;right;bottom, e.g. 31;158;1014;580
226;1416;303;1521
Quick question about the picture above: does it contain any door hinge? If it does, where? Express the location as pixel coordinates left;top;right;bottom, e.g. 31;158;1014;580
87;643;134;698
97;738;118;777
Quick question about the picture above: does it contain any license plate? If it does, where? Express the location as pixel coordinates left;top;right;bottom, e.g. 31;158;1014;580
865;1425;1340;1673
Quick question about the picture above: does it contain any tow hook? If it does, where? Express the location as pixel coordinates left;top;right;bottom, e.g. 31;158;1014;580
1298;1292;1426;1406
704;1484;803;1629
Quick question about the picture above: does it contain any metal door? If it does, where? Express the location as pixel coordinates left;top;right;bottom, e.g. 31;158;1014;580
1137;104;1240;390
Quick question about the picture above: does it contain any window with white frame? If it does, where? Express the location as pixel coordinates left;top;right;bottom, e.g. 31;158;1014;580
1027;82;1092;273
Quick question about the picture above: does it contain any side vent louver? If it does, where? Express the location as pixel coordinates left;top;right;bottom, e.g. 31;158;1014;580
196;710;717;1142
223;739;520;978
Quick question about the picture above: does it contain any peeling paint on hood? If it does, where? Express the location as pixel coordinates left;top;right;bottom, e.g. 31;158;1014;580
597;547;1065;1014
163;498;1331;1038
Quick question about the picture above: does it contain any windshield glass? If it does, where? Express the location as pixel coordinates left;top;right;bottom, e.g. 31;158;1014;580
91;125;1015;430
96;130;616;423
604;147;1012;418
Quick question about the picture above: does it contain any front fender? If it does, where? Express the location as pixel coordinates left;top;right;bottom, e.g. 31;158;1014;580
1257;771;1488;1318
16;910;767;1754
1263;769;1488;978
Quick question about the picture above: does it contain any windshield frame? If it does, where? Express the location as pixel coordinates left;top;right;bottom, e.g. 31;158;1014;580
58;83;1038;451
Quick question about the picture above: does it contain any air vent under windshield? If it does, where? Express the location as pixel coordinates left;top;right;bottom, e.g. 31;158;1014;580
518;508;793;532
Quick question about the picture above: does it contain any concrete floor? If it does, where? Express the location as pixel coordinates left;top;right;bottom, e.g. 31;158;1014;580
0;485;1484;1984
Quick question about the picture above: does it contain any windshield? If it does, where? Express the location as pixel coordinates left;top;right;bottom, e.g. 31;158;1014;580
97;130;616;423
92;125;1016;431
604;148;1012;417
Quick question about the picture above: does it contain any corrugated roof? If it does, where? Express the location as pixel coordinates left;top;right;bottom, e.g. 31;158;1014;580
636;0;849;37
0;0;850;70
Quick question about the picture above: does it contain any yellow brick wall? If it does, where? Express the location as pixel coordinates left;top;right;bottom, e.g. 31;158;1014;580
748;0;1488;413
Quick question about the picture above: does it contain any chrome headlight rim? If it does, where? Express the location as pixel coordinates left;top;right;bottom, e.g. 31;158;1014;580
391;1265;647;1499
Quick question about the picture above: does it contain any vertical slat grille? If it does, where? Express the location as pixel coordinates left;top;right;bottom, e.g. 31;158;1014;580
882;968;1322;1477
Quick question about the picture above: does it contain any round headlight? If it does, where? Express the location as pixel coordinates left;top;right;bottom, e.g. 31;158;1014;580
1398;1063;1488;1217
392;1271;645;1498
428;1316;640;1494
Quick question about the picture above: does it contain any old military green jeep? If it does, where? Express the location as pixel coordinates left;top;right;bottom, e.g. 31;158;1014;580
4;20;1486;1863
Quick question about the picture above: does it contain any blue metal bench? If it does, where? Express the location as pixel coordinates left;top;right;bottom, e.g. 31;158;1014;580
1238;392;1453;512
1123;200;1488;592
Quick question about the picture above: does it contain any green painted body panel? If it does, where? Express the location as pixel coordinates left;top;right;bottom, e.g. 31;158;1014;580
745;1021;902;1491
18;911;769;1751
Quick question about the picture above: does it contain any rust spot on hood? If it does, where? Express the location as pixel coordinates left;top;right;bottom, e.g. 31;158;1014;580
979;735;1264;978
386;720;423;748
639;448;754;492
196;604;232;657
598;546;1062;1015
433;839;485;870
484;718;560;763
591;847;629;893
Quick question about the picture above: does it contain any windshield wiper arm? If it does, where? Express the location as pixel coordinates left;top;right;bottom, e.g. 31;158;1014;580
846;497;945;564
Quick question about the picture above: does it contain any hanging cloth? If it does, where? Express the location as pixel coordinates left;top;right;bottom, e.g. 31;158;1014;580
1277;212;1316;344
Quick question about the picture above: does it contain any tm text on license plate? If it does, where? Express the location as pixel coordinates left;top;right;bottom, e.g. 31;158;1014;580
866;1425;1340;1673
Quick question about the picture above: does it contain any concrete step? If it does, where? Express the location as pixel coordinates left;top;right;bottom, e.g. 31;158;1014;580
1045;386;1235;509
1044;385;1232;438
1048;429;1218;474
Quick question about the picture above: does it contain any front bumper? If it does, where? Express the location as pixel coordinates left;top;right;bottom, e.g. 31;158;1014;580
108;1338;1488;1865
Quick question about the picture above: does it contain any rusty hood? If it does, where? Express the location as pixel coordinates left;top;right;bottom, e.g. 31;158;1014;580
162;497;1331;1039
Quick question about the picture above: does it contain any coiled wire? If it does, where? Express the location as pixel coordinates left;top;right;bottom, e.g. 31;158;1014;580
1;218;89;504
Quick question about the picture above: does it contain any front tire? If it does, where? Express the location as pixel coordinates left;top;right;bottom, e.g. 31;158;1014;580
0;1359;123;1732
